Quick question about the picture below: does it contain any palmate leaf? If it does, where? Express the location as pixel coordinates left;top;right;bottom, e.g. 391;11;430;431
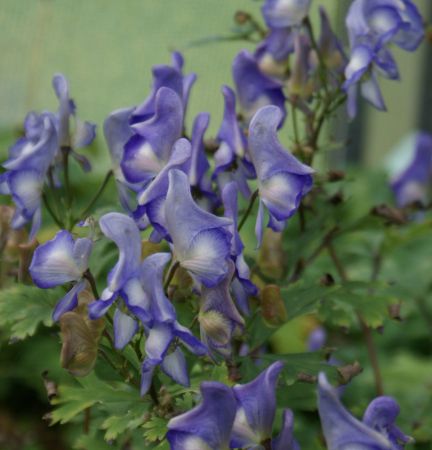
0;284;62;340
102;405;148;440
51;372;149;426
143;416;169;443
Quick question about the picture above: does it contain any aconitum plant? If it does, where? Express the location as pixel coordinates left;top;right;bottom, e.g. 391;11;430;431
0;1;429;449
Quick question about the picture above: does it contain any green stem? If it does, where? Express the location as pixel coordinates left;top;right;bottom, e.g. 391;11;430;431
238;189;259;232
327;242;384;396
84;269;100;299
164;261;180;293
42;192;64;228
80;170;114;219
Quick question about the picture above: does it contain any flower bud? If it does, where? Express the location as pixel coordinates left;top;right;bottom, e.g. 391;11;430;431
199;310;231;346
260;284;288;326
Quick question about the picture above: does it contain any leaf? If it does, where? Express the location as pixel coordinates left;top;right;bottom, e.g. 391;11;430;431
74;433;113;450
102;405;148;440
0;284;62;340
51;372;148;425
143;416;169;443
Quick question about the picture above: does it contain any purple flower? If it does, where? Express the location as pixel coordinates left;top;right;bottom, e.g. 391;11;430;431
88;213;152;331
52;73;96;170
0;113;58;240
255;29;295;78
346;0;424;52
262;0;311;29
164;169;232;287
344;36;398;118
121;87;183;185
248;106;314;246
222;182;257;315
318;373;412;449
135;138;192;240
318;6;347;73
287;33;314;99
198;259;244;357
139;253;207;394
29;230;92;321
213;86;255;199
166;382;237;449
391;132;432;207
233;50;286;126
231;361;299;449
132;52;196;123
103;106;138;212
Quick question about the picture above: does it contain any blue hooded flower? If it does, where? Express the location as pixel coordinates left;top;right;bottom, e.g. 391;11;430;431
318;373;412;449
166;382;237;450
248;105;314;246
164;169;232;287
121;87;184;185
198;259;244;358
346;0;424;52
103;106;138;212
139;252;207;394
232;50;286;126
0;112;58;240
29;230;92;321
132;51;196;123
262;0;311;29
52;73;96;170
135;138;192;240
88;212;152;331
213;86;255;199
390;132;432;207
231;361;300;449
222;182;258;315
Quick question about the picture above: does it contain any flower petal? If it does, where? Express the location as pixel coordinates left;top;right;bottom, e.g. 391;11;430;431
161;347;190;387
113;308;138;349
52;279;87;321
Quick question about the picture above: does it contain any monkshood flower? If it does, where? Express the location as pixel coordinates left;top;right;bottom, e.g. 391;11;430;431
29;230;92;321
318;6;347;72
232;50;286;126
139;252;207;394
346;0;424;52
255;28;295;78
262;0;311;29
231;361;300;449
132;51;196;123
136;138;192;242
166;382;237;450
222;182;257;315
103;106;138;212
213;86;255;199
164;169;232;287
391;132;432;207
248;106;314;246
318;373;413;449
199;259;244;357
52;73;96;170
184;112;216;209
88;212;153;338
121;87;183;185
287;33;315;100
343;36;399;118
0;112;58;240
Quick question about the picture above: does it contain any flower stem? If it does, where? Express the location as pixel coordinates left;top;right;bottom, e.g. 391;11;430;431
327;242;384;396
42;192;64;228
80;170;114;219
238;189;259;232
84;269;100;299
164;261;180;294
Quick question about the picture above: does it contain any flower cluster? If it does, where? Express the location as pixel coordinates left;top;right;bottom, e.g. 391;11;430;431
344;0;424;117
1;0;426;449
0;74;95;239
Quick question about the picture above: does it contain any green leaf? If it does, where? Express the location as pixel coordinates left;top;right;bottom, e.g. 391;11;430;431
51;372;147;425
102;405;148;440
0;284;62;340
143;416;169;443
